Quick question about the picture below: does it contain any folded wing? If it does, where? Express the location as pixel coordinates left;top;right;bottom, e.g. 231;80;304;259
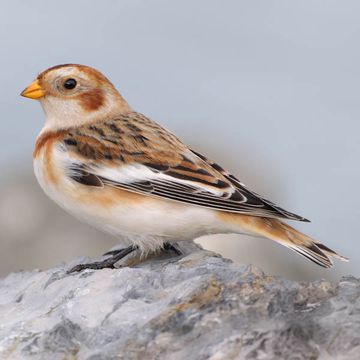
59;112;309;221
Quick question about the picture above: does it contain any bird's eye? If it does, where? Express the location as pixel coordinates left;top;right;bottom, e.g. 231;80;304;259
63;78;77;90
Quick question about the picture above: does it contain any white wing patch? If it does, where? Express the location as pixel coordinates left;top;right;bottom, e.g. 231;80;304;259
94;163;231;197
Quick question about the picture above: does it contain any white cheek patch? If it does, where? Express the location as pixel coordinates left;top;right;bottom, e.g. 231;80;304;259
40;97;81;129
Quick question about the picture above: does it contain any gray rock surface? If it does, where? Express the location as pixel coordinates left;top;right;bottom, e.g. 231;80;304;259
0;242;359;360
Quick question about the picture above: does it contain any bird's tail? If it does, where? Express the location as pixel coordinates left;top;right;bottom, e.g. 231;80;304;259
220;214;348;268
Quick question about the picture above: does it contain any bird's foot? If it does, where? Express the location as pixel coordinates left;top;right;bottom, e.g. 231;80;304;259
67;245;138;273
67;243;183;273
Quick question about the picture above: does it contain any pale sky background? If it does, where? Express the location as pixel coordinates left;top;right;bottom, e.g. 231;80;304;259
0;1;359;280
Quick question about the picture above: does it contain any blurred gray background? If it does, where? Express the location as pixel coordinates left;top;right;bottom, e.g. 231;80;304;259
0;1;358;280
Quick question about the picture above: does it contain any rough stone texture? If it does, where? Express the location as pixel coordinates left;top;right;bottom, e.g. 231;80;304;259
0;242;359;360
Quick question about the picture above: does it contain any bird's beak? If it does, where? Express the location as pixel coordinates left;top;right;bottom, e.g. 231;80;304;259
20;80;45;99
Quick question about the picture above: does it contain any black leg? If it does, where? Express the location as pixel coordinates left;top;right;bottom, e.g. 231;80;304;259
103;248;127;257
67;245;138;273
163;243;182;256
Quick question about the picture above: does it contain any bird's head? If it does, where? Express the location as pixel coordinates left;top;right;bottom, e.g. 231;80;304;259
21;64;131;130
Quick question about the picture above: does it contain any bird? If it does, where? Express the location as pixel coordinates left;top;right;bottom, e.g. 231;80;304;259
21;64;348;272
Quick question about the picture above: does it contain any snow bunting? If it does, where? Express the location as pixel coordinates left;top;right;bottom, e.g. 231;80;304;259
21;64;347;271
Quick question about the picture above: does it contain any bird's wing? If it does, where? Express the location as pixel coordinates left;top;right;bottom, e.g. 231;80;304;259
58;112;308;221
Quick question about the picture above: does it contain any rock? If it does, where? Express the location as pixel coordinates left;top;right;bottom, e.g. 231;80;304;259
0;242;359;360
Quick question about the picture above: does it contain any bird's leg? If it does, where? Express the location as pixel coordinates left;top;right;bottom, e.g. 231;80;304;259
105;243;182;257
163;243;183;256
67;245;138;273
102;248;128;257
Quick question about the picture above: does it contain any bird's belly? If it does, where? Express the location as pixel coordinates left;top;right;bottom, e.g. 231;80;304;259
33;157;225;246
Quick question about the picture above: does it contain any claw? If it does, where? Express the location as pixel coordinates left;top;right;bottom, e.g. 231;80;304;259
68;245;138;273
